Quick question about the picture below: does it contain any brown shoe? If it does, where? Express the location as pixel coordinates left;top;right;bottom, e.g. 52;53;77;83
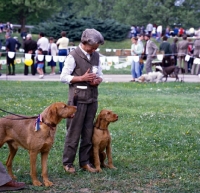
0;180;25;192
63;164;76;174
81;164;98;173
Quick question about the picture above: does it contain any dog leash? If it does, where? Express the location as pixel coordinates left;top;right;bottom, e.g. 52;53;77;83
0;107;38;119
0;107;56;131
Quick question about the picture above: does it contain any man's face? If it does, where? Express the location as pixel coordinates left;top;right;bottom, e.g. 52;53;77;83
82;43;99;54
144;36;149;41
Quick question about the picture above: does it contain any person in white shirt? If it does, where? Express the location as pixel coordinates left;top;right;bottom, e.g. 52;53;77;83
56;31;69;73
48;37;58;75
37;32;49;73
130;37;144;82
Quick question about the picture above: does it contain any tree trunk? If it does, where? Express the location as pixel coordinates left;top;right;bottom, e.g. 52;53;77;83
19;16;26;32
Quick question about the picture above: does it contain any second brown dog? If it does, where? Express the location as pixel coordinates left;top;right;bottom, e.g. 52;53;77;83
92;109;118;172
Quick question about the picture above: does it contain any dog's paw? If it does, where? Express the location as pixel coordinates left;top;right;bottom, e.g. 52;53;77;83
96;168;102;172
44;179;53;187
33;180;42;186
108;165;117;170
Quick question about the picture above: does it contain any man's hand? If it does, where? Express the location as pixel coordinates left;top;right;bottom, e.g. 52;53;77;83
81;68;96;82
89;77;102;86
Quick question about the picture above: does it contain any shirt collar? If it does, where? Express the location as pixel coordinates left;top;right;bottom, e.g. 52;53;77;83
79;44;91;60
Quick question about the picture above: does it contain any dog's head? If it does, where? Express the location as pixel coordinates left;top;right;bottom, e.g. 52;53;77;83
44;102;77;124
95;109;118;128
155;66;163;72
137;75;146;82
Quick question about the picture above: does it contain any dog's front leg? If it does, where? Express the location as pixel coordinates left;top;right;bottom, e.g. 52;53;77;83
6;141;18;179
41;151;53;187
29;151;42;186
106;142;117;170
93;145;102;172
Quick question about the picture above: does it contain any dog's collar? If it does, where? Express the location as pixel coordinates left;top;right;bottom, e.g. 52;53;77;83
35;114;56;131
95;126;107;130
42;121;56;130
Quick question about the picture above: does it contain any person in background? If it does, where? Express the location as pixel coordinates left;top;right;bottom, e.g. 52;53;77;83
138;34;144;75
173;26;179;37
177;35;189;73
5;33;21;75
60;28;104;174
48;37;58;75
191;35;200;75
20;29;27;47
144;34;158;73
146;23;153;36
156;25;162;42
35;48;44;79
56;31;69;74
0;39;2;76
187;39;194;73
0;161;25;192
37;32;49;74
159;36;172;67
130;37;144;82
23;34;37;75
171;37;179;66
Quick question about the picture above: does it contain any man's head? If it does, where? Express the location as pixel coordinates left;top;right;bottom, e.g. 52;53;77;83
61;31;66;37
39;32;45;38
144;34;150;41
81;29;104;54
26;34;32;40
182;34;187;40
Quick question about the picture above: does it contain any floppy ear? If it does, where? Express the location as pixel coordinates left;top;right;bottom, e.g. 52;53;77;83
94;113;101;128
48;104;57;121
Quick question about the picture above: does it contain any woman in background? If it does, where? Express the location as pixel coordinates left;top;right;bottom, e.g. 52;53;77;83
48;37;58;75
56;31;69;73
130;37;143;82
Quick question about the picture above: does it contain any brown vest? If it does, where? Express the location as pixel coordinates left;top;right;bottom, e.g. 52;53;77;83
68;46;99;104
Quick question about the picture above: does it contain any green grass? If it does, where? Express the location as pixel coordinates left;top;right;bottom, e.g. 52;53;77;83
0;81;200;192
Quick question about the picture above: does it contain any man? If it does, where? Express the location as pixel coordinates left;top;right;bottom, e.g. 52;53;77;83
5;34;21;75
171;37;179;66
159;36;172;67
146;23;153;36
60;29;104;174
37;32;49;74
177;35;189;73
144;34;158;73
191;35;200;75
0;161;25;191
23;34;37;75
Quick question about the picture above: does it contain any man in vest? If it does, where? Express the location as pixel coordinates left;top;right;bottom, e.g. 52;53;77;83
60;29;104;174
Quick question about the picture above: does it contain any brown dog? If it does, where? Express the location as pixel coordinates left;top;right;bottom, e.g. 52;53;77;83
92;109;118;172
0;102;76;187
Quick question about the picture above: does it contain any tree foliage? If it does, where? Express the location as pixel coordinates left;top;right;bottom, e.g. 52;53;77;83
32;14;130;41
0;0;61;30
64;0;200;28
0;0;199;32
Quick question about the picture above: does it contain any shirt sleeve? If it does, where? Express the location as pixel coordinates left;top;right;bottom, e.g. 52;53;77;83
60;54;76;84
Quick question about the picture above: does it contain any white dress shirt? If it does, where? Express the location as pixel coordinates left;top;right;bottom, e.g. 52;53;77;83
60;44;103;84
37;37;49;51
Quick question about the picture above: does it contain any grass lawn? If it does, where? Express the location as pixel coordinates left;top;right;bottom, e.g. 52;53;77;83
0;81;200;192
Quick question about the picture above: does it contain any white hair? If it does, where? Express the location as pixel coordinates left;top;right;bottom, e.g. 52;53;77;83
81;29;104;45
26;34;32;39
